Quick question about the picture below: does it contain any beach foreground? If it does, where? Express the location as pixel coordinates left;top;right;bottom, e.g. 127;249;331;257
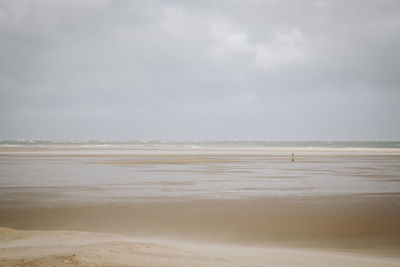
1;227;399;267
0;145;400;265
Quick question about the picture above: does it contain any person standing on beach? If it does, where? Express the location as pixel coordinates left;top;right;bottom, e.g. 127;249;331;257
291;153;294;162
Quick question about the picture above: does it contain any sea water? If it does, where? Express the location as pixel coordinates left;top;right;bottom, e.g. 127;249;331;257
0;140;399;205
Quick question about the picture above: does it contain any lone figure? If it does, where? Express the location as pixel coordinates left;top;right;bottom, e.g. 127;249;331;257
291;153;294;162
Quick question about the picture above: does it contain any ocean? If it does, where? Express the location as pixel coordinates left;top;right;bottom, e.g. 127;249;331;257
1;139;400;148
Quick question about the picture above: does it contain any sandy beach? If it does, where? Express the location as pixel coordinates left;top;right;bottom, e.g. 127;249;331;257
1;227;400;267
0;145;400;266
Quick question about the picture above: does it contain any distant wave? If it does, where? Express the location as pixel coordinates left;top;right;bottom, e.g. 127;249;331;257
0;140;399;148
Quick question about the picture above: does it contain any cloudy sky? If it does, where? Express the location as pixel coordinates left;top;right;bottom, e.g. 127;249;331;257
0;0;399;140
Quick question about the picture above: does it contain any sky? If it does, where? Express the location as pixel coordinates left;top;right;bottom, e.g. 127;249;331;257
0;0;399;140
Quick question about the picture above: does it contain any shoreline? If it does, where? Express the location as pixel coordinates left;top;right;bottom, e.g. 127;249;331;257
1;145;400;155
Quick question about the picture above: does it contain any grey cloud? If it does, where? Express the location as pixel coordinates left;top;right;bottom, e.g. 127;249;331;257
0;0;399;140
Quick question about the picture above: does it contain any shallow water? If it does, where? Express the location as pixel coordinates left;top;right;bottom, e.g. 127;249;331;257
0;146;400;204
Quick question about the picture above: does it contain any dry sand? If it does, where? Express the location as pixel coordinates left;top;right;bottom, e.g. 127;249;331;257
1;227;399;267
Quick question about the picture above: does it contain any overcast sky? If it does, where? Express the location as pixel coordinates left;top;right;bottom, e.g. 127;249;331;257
0;0;399;140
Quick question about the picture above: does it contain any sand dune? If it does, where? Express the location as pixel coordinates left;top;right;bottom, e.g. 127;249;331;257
1;227;399;267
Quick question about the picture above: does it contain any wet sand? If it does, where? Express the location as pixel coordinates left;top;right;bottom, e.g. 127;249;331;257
0;146;400;265
1;195;400;254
